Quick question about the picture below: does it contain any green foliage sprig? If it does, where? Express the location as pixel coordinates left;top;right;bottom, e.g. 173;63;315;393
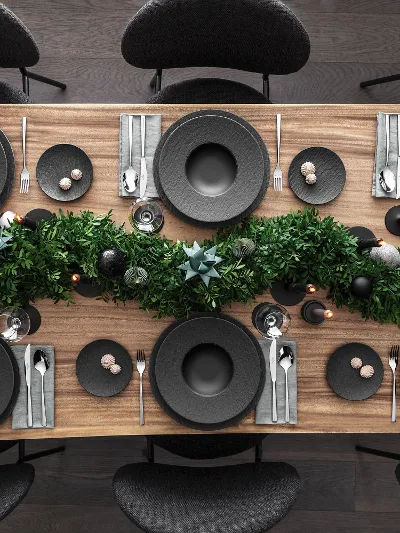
1;208;399;326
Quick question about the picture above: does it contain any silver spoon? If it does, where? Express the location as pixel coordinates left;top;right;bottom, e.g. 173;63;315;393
279;345;294;424
380;114;396;193
123;114;138;193
34;349;49;427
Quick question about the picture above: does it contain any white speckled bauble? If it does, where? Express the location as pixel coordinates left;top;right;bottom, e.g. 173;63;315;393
301;162;316;176
351;357;363;369
305;174;317;185
109;363;121;375
0;211;16;229
59;177;72;191
360;365;375;379
370;244;400;268
101;354;115;369
71;168;82;181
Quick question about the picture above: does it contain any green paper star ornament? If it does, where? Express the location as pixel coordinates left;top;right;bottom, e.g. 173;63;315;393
0;229;11;251
178;241;223;287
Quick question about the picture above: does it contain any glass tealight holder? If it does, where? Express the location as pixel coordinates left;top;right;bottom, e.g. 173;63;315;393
129;198;164;234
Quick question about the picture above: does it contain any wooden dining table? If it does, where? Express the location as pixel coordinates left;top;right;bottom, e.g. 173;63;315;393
0;103;399;440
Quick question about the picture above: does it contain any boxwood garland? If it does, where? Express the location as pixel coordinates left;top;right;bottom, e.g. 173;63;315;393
1;208;399;327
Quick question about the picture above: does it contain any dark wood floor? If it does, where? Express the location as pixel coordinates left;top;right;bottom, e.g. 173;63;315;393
1;0;400;104
0;1;399;531
0;434;399;532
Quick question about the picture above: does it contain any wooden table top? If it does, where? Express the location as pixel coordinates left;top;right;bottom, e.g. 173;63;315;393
0;103;399;440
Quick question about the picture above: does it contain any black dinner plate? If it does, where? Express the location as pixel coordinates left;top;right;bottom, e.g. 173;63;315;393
0;129;15;209
0;142;7;198
36;144;93;202
150;313;266;430
0;339;20;424
76;339;133;397
288;147;346;205
326;342;384;401
154;110;270;227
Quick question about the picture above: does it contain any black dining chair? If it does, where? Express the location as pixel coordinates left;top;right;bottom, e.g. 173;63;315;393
0;439;65;464
356;444;400;486
121;0;310;104
0;3;66;103
0;463;34;522
361;73;400;90
113;434;300;532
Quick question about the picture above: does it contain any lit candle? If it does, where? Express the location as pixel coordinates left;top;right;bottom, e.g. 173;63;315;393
311;308;334;320
357;238;384;250
71;273;81;283
288;283;317;295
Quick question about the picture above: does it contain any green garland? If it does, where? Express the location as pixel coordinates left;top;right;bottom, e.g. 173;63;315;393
1;208;399;326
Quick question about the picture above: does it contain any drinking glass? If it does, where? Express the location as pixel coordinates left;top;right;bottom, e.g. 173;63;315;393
0;307;30;343
129;199;164;233
252;302;291;338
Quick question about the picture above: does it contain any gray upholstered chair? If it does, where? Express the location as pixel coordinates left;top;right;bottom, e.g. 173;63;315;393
121;0;310;104
0;463;34;521
0;3;66;103
113;434;300;532
356;444;400;486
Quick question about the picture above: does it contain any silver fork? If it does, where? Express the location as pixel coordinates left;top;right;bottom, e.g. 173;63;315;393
20;116;30;193
389;345;399;423
273;114;282;192
136;349;146;425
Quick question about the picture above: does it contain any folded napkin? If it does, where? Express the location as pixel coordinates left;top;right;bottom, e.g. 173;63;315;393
12;345;55;429
372;112;398;198
256;338;297;425
119;113;162;198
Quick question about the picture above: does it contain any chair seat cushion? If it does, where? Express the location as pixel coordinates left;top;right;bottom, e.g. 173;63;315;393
147;78;270;104
0;81;33;104
0;464;35;521
113;462;300;533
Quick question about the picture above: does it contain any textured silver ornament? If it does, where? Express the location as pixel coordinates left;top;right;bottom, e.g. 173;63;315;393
360;365;375;379
232;238;256;259
370;244;400;268
350;357;363;369
124;267;148;287
305;173;317;185
109;363;122;375
59;177;72;191
101;354;115;369
71;168;82;181
301;162;316;176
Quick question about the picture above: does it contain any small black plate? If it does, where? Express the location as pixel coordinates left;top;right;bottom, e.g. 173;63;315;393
0;129;15;209
288;147;346;205
76;339;133;397
327;342;384;401
36;144;93;202
0;339;19;424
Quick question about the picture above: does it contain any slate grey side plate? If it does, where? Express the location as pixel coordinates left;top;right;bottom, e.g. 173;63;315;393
154;110;270;227
76;339;133;397
36;144;93;202
327;342;384;401
288;147;346;205
0;129;14;209
150;313;266;430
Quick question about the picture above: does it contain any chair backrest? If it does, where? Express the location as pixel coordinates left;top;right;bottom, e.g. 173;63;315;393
0;4;39;68
122;0;310;75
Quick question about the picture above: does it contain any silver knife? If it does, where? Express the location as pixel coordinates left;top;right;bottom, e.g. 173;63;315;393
397;114;400;199
139;115;147;199
24;344;33;427
269;337;278;423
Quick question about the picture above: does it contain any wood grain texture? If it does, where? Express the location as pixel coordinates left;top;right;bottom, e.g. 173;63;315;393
0;103;398;440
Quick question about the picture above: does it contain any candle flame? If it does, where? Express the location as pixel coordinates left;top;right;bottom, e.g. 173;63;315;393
325;310;334;319
377;239;384;247
14;214;24;224
306;284;317;294
71;273;81;283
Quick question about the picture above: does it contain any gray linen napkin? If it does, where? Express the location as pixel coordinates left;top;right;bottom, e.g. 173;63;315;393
372;112;398;198
12;345;55;429
256;338;297;425
119;113;161;198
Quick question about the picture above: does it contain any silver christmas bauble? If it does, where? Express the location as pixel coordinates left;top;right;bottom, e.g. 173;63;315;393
232;238;256;259
370;244;400;268
124;267;148;287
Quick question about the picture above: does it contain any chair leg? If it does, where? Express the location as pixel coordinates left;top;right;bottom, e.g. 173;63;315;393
20;68;66;91
255;442;263;463
146;437;155;463
360;73;400;88
262;74;270;101
355;445;400;461
17;439;65;464
21;69;29;95
149;70;162;94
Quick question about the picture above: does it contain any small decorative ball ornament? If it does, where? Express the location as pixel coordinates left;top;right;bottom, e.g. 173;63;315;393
232;238;256;259
124;267;148;288
109;363;121;375
301;162;316;176
360;365;375;379
370;244;400;268
351;357;363;369
98;248;126;277
0;211;16;229
59;177;72;191
101;354;115;369
305;173;317;185
350;276;373;298
71;168;82;181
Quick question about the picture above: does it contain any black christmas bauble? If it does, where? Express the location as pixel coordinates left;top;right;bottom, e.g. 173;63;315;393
98;248;126;277
350;276;373;298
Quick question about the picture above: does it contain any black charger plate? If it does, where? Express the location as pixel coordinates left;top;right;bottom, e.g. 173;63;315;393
0;339;20;425
0;142;7;198
154;110;269;227
150;314;266;430
76;339;133;397
289;147;346;205
36;144;93;202
0;129;15;209
327;342;384;401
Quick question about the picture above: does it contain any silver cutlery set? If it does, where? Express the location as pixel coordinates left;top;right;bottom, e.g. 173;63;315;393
389;345;399;423
379;113;400;198
123;114;148;198
273;113;283;192
269;335;294;424
24;344;49;427
136;349;146;426
19;116;30;194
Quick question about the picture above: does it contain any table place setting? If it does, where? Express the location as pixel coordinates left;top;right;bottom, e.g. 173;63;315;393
373;112;400;199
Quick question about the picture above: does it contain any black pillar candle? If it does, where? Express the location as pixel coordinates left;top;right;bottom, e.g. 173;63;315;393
287;283;317;295
357;238;384;250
